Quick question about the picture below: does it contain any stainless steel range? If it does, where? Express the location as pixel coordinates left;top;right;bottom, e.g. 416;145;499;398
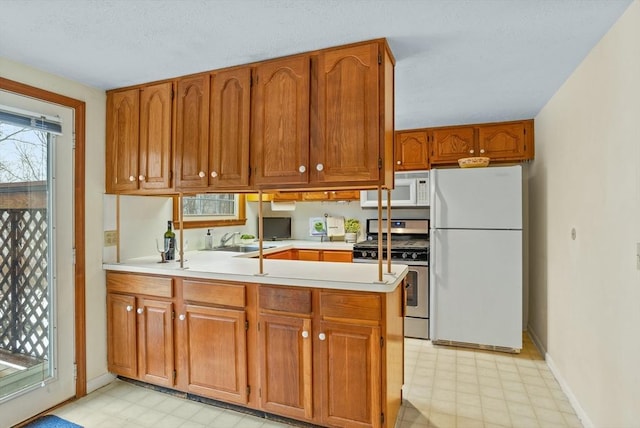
353;219;430;339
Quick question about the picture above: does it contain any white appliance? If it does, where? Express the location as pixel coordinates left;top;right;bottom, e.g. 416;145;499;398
360;170;429;208
430;165;522;351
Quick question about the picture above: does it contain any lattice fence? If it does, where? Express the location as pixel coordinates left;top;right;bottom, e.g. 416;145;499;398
0;208;49;358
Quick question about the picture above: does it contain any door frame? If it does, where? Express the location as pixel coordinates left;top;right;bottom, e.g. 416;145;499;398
0;77;87;397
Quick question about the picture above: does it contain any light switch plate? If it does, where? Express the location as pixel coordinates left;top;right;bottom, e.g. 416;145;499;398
104;230;118;247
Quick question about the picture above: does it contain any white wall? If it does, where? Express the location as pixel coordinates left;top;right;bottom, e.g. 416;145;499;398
529;1;640;426
0;57;108;419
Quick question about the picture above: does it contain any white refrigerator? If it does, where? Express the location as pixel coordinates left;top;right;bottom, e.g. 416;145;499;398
429;165;522;351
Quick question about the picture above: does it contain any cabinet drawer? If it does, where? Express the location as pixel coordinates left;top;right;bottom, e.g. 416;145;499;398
259;286;312;314
319;291;381;322
183;280;245;308
107;272;173;298
322;250;352;263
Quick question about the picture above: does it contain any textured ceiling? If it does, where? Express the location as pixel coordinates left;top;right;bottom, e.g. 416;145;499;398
0;0;633;129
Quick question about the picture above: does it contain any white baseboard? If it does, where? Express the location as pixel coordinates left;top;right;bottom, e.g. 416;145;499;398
86;372;116;394
526;325;546;357
545;353;593;428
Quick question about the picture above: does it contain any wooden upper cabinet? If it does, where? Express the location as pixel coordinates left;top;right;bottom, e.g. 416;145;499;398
477;121;533;160
252;56;310;187
312;43;381;185
430;126;475;164
106;89;140;193
175;74;210;189
106;83;173;194
139;83;173;191
429;119;534;166
395;131;429;171
301;190;360;201
209;67;251;190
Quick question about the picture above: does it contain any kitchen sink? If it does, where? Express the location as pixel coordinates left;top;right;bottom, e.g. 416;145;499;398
211;245;275;253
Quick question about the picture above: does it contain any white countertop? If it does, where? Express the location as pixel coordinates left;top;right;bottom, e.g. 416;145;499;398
103;240;408;293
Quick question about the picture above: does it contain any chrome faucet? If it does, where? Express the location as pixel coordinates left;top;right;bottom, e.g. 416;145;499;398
220;231;239;247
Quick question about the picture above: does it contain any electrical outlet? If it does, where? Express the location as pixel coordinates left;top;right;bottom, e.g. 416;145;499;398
104;230;118;247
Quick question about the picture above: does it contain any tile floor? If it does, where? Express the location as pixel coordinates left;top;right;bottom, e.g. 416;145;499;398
46;335;582;428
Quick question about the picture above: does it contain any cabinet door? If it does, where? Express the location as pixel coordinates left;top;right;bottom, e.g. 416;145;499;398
175;75;210;189
210;68;251;189
265;249;294;260
430;126;475;164
301;191;330;201
297;250;321;261
139;82;173;191
318;322;381;428
329;190;360;201
395;131;429;171
314;43;380;184
477;122;528;160
252;56;310;186
137;298;174;387
106;293;137;378
106;89;139;193
259;314;313;420
273;192;301;201
183;304;248;405
322;250;353;263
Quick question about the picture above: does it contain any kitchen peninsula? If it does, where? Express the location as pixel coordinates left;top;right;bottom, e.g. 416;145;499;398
103;243;408;428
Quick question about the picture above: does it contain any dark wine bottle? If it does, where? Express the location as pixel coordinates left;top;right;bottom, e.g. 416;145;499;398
164;220;176;260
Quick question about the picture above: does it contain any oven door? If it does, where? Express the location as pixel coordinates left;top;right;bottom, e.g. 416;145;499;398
404;265;430;339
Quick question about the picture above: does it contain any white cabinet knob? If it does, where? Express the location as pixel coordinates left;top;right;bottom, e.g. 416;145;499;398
299;165;306;173
128;175;136;182
126;305;133;312
316;163;324;171
318;333;326;341
469;149;475;154
198;171;205;178
480;149;485;154
397;160;401;165
301;330;309;338
138;175;145;181
179;314;185;321
136;308;143;315
210;171;218;178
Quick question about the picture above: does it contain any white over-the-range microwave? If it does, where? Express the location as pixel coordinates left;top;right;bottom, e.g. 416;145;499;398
360;170;430;208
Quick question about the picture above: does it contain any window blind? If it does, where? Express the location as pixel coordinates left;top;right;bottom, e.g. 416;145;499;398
0;104;62;135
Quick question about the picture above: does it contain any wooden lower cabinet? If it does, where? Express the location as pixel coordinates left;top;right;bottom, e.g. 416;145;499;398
258;313;313;420
181;304;248;404
106;272;403;428
264;249;352;263
106;289;174;388
318;322;381;427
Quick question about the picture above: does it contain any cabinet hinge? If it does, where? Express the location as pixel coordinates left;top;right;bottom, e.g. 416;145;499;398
173;370;177;381
380;337;384;348
378;53;382;65
259;388;262;398
172;311;175;320
171;88;174;100
381;412;385;424
257;322;260;332
247;385;251;397
245;320;249;331
378;158;382;169
523;127;526;135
